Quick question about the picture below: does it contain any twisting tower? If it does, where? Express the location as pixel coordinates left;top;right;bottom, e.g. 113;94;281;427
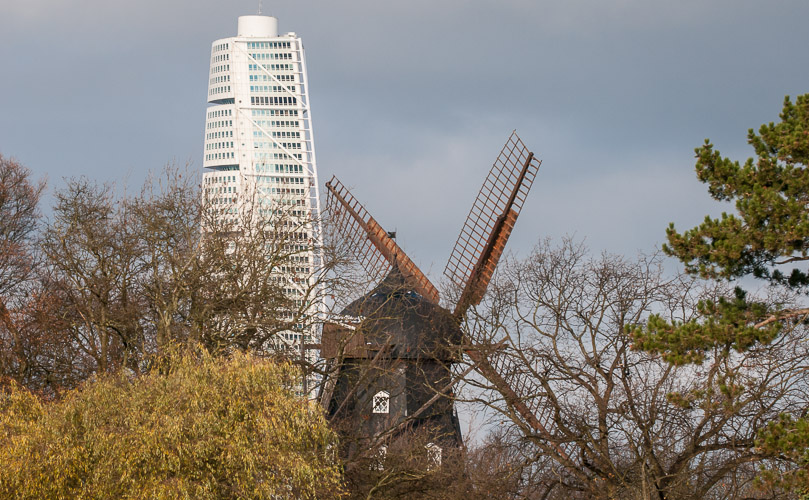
201;15;322;375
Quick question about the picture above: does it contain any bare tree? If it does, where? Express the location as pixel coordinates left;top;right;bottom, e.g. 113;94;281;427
460;239;805;499
0;155;44;298
11;164;331;391
38;178;141;378
0;154;47;386
192;190;315;354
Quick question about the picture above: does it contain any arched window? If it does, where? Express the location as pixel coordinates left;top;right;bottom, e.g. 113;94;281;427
372;390;389;414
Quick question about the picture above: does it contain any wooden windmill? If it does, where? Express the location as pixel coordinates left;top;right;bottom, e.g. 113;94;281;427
320;131;557;460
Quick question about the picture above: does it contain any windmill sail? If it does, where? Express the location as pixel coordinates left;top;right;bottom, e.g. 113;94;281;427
325;176;440;304
444;131;541;317
470;343;573;460
440;131;568;455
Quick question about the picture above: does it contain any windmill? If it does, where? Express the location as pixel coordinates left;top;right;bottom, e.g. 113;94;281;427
320;131;562;461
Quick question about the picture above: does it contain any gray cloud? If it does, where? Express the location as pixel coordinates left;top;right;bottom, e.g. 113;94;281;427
1;0;807;280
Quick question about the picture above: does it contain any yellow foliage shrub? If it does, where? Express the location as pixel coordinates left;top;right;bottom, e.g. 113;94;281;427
0;347;343;499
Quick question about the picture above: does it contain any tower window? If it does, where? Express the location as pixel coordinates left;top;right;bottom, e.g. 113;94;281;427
372;391;389;414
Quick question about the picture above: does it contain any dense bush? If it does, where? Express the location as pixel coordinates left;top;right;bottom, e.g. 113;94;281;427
0;347;343;499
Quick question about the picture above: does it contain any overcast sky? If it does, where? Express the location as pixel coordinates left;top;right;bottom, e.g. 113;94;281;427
2;0;808;283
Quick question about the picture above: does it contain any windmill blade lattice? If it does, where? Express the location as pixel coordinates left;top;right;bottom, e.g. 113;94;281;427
468;340;575;463
486;346;552;427
445;131;541;316
325;176;440;304
325;176;389;285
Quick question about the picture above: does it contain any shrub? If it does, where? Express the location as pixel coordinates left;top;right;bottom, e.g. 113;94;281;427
0;347;343;499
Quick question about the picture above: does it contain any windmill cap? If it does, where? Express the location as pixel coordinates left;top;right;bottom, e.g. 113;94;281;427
237;15;278;37
337;268;463;361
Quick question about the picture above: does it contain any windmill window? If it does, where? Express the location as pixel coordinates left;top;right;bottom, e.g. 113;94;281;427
372;391;390;414
426;442;442;470
370;445;387;471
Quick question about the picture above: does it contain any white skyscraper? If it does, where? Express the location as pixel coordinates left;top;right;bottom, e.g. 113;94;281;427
202;15;322;373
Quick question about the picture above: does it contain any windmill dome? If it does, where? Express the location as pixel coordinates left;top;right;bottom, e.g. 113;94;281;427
338;266;462;361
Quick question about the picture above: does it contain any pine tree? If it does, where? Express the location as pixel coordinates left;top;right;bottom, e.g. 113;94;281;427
667;94;809;290
633;94;809;359
631;94;809;494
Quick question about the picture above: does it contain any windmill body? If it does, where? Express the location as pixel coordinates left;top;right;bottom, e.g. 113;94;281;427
322;268;463;455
